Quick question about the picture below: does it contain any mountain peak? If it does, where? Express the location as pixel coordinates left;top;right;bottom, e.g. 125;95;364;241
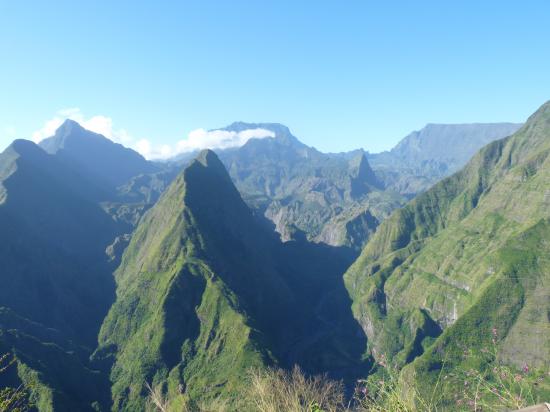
55;118;85;136
38;120;155;190
195;148;223;168
185;149;233;188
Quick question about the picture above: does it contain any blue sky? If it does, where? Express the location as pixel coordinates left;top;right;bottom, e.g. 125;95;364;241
1;1;549;158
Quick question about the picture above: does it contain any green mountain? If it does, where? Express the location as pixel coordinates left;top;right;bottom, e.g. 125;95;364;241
0;140;121;410
369;122;522;196
97;150;369;410
344;103;550;401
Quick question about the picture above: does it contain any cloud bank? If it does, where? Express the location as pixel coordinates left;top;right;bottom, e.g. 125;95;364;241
174;128;275;154
32;109;275;160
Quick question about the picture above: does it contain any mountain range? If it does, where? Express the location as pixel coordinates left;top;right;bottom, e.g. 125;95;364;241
368;122;522;196
0;109;543;411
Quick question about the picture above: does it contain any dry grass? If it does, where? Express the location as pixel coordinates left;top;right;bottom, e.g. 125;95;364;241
243;366;346;412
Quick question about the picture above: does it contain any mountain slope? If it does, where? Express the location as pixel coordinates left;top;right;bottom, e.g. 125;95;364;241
97;150;368;410
369;122;522;195
0;140;121;410
344;102;550;400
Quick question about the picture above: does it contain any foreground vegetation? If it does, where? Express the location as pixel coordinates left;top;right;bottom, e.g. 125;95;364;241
145;345;549;412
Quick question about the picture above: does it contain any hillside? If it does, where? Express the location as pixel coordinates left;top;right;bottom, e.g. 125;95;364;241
344;102;550;402
0;140;121;410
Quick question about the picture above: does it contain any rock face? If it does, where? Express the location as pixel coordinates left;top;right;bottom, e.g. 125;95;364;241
344;102;550;400
97;150;369;410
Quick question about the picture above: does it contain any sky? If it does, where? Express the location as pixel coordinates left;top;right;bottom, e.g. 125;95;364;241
1;1;549;159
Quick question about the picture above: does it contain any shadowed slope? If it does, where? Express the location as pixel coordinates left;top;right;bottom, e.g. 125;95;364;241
0;140;121;410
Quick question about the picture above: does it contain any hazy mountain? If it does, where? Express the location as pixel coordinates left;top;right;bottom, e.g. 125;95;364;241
39;120;179;228
369;122;522;195
96;150;368;410
40;119;158;191
344;103;550;403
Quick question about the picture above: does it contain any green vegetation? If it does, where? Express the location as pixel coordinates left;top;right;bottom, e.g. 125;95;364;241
145;350;548;411
97;150;370;410
345;101;550;406
0;115;545;411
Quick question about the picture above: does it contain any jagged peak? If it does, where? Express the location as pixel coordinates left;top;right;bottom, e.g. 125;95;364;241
182;149;234;189
55;118;85;137
348;151;381;190
195;149;224;168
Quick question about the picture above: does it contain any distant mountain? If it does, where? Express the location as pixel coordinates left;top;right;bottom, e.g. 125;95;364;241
344;103;550;403
40;119;158;191
198;122;401;251
96;150;368;410
369;122;522;195
39;120;179;227
165;122;520;250
0;140;120;410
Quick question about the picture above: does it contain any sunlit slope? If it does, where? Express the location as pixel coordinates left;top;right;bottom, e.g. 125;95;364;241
345;101;550;371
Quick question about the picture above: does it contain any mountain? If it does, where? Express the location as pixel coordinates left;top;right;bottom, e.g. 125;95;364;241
344;103;550;402
0;140;121;410
40;119;158;191
202;122;402;251
166;122;518;251
96;150;368;410
369;122;522;196
39;120;179;228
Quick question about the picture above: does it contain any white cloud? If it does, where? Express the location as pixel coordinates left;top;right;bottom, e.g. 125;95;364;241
32;108;275;160
174;128;275;154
